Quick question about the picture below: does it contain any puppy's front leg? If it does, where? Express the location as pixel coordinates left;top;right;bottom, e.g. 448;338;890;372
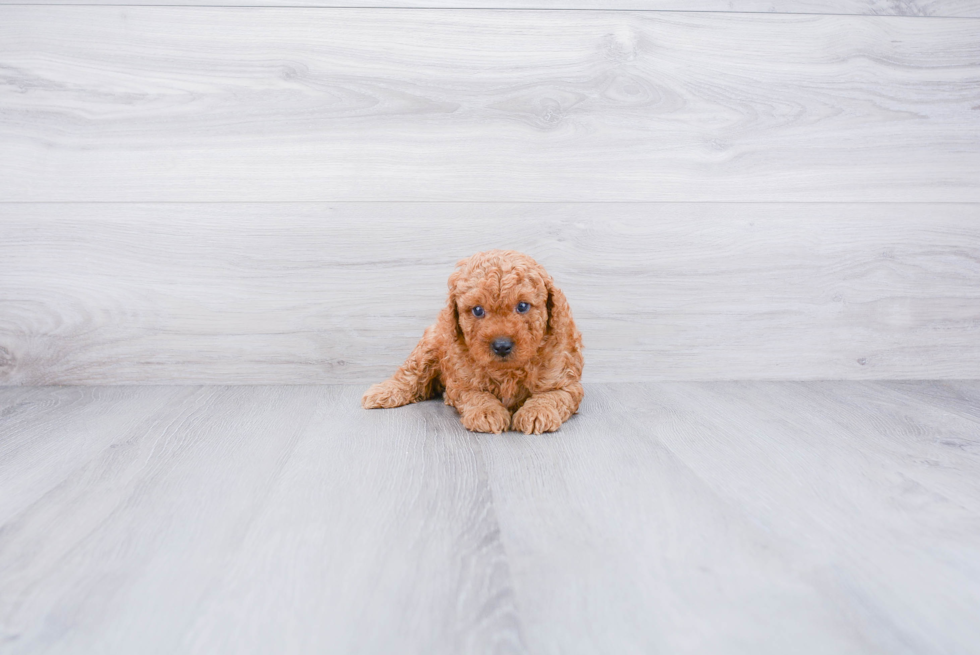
512;387;582;434
455;391;511;434
362;327;440;409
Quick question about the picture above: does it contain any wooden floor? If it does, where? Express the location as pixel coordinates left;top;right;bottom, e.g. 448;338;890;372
2;2;979;651
2;382;978;654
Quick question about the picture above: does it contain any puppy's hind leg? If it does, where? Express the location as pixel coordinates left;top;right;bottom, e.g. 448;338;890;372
362;326;442;409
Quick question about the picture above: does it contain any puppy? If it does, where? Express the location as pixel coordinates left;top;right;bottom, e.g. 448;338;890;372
362;250;583;434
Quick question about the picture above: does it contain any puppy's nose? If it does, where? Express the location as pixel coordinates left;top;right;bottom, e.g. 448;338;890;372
491;337;514;357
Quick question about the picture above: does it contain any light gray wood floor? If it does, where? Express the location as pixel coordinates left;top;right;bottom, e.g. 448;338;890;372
2;382;979;654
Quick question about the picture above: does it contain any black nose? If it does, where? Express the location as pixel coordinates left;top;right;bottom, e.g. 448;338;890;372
491;338;514;357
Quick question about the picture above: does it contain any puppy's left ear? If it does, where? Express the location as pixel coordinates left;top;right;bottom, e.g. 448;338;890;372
545;275;574;339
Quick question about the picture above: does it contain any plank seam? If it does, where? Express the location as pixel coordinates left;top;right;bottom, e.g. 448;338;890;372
1;4;980;18
4;201;980;206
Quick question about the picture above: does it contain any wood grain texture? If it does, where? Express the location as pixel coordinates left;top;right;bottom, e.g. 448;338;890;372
478;381;980;653
0;385;524;654
2;382;979;653
4;1;980;16
2;202;978;385
1;8;978;202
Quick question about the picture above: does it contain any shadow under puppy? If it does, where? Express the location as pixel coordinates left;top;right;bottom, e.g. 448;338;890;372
362;250;584;434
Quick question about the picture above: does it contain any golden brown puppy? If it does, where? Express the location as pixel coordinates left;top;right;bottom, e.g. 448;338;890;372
362;250;584;434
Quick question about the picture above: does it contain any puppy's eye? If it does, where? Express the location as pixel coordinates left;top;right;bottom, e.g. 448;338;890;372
516;301;530;314
471;306;485;318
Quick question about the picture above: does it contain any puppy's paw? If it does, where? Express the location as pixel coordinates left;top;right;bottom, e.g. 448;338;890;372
460;403;511;434
512;402;563;434
362;382;411;409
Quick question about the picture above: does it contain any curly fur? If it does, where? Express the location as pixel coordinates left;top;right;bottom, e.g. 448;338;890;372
362;250;584;434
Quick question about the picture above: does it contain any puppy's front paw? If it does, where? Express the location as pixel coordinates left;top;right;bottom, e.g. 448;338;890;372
512;402;563;434
362;382;411;409
460;403;511;434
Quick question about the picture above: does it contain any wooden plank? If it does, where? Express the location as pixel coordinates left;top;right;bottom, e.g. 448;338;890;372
0;386;187;525
0;385;524;653
4;382;979;652
650;381;980;652
2;202;978;384
182;387;523;654
478;383;862;654
478;381;980;653
884;379;980;425
1;8;978;202
4;1;980;17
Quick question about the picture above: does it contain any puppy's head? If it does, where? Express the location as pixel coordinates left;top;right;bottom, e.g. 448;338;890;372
447;250;565;370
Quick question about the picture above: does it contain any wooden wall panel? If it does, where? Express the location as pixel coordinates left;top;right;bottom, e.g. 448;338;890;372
1;203;977;384
4;1;980;16
1;9;978;203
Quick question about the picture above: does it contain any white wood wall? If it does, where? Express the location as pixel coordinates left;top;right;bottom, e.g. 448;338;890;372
5;1;980;14
1;3;978;384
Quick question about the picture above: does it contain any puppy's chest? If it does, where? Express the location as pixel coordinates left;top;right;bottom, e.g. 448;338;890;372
491;376;531;411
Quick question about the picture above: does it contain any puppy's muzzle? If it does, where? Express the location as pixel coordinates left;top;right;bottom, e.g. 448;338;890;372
490;337;514;358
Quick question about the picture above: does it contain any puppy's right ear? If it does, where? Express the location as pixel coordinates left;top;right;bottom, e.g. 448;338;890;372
446;265;466;343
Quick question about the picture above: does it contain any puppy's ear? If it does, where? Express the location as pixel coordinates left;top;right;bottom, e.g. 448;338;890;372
446;265;466;343
545;275;573;339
